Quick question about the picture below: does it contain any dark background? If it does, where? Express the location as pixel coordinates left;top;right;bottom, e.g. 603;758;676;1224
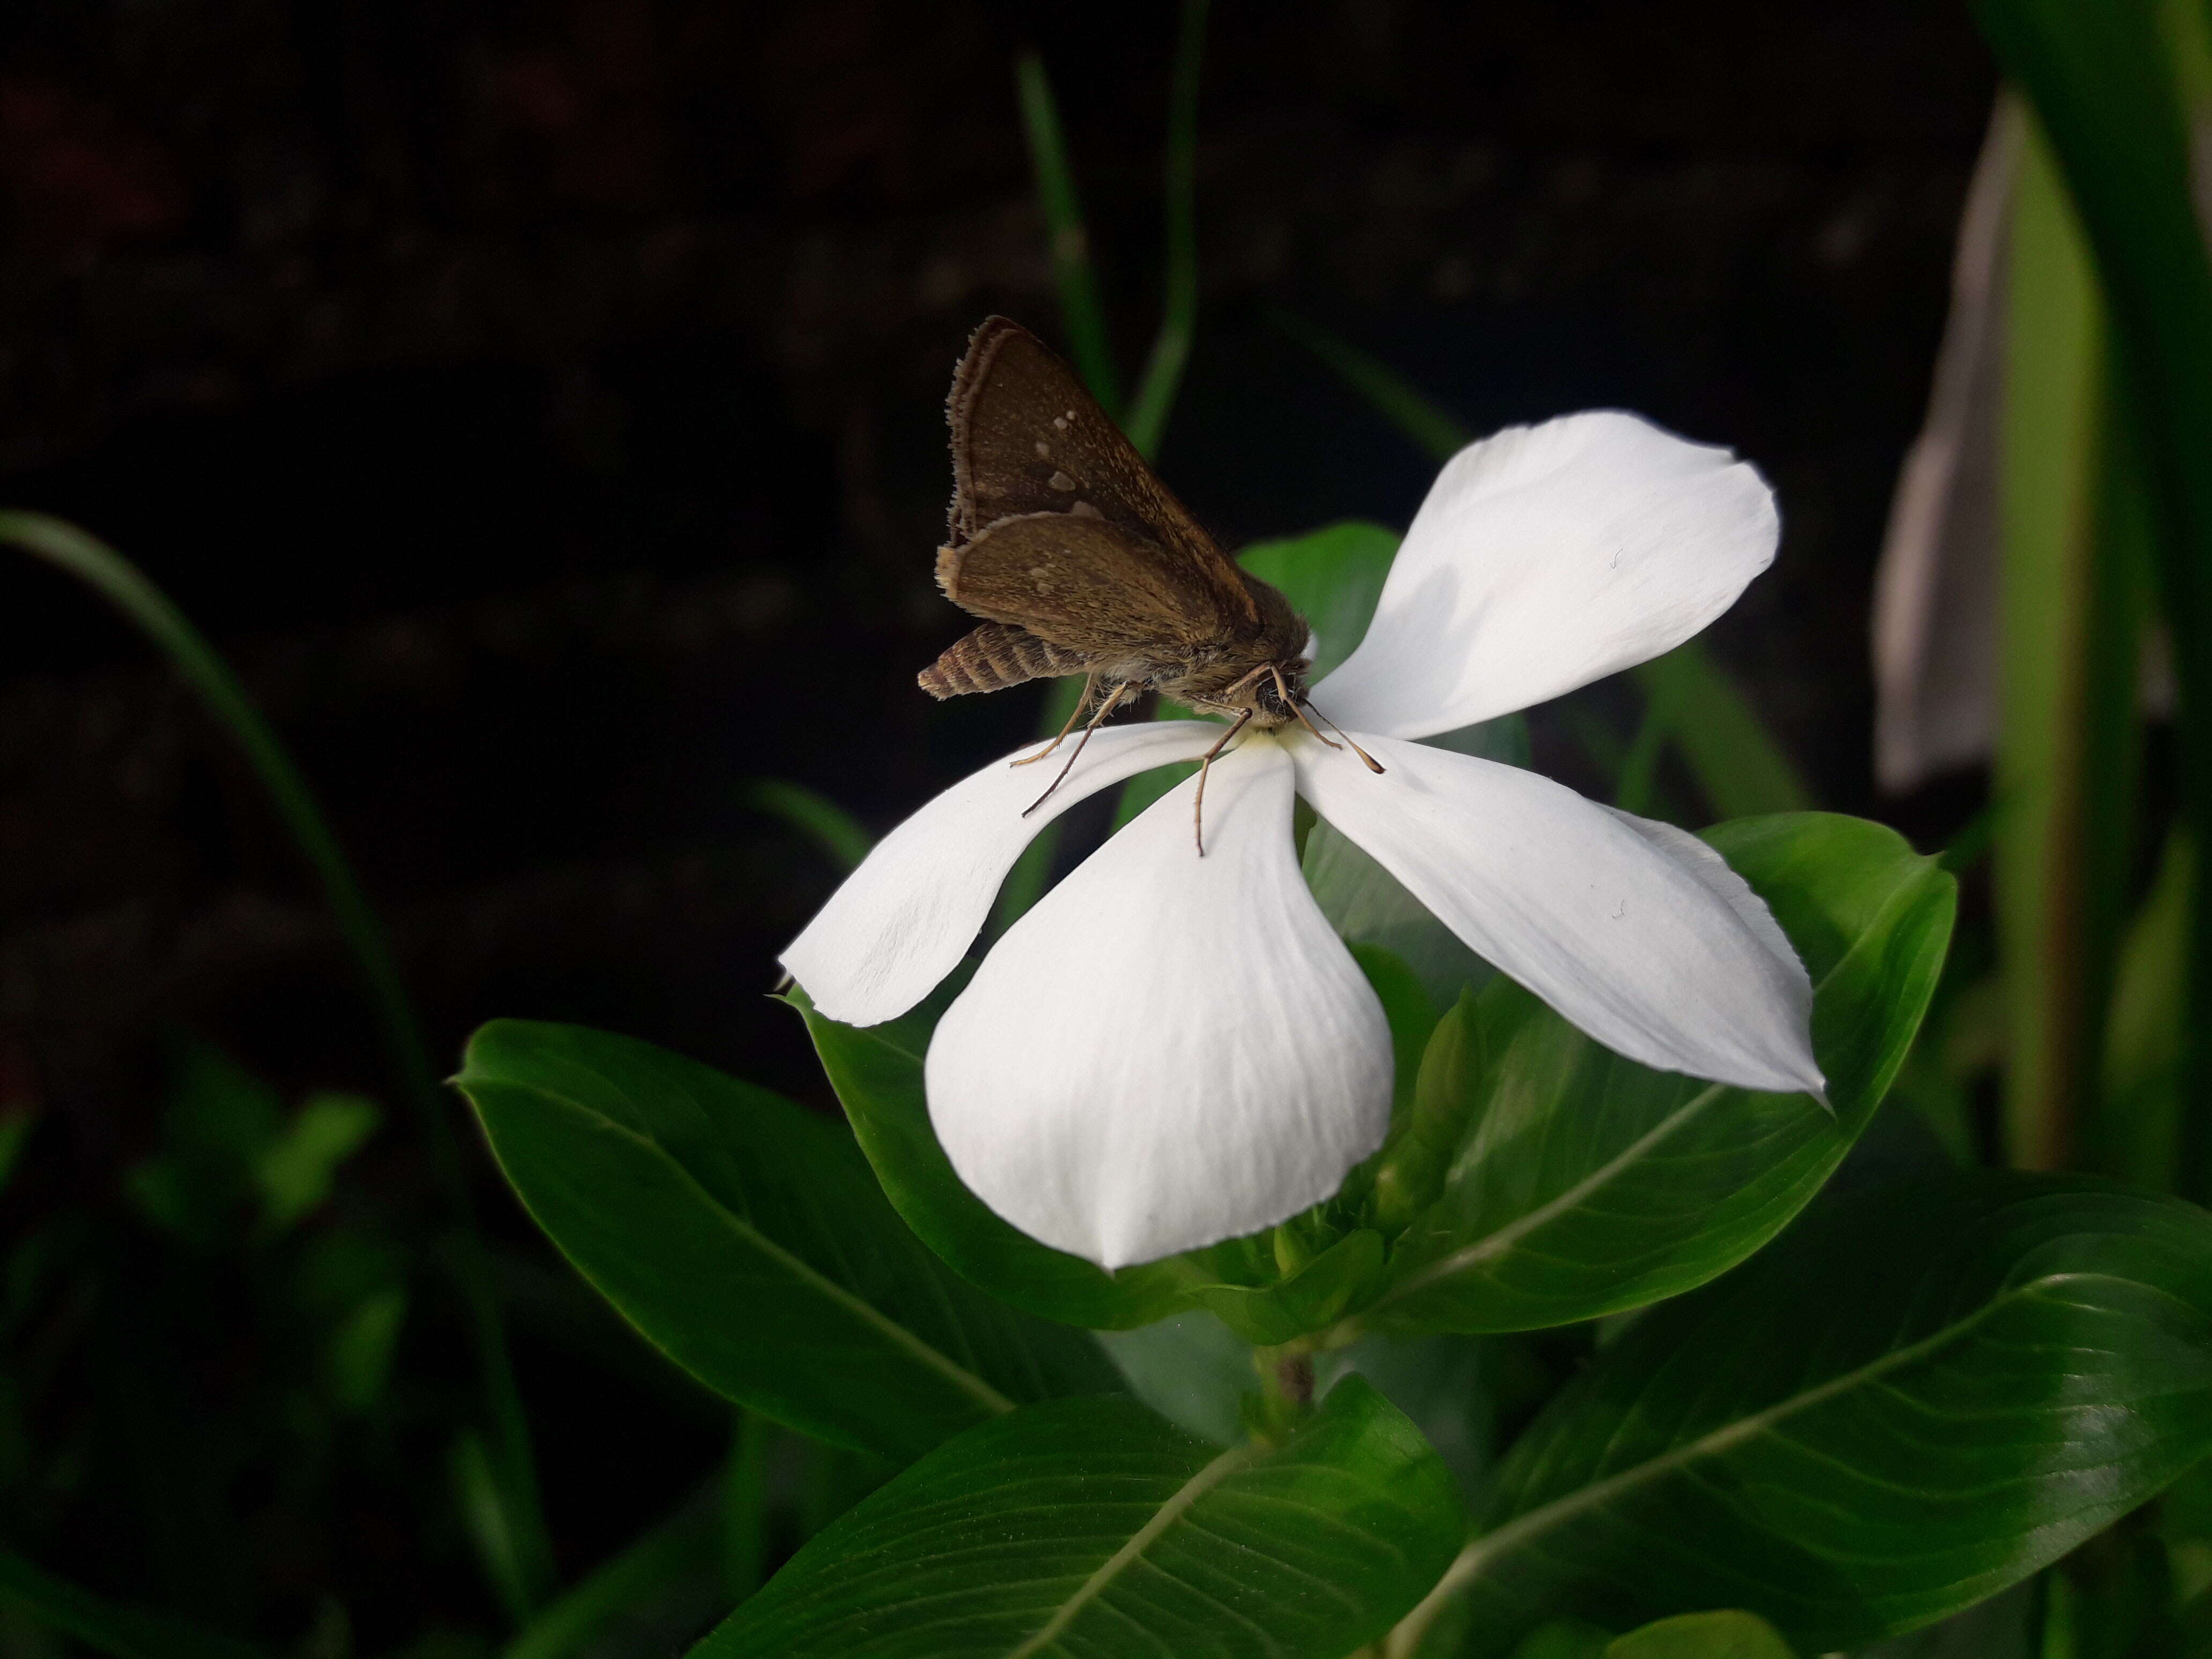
0;1;1994;1648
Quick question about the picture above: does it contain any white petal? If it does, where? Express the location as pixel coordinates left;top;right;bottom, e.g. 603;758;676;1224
926;738;1393;1269
780;722;1219;1027
1602;806;1804;988
1294;736;1823;1095
1310;412;1780;738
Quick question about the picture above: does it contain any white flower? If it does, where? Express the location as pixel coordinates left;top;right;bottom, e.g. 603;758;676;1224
782;412;1826;1270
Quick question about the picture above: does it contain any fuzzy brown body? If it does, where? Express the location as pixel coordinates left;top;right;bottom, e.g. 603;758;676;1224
917;317;1312;728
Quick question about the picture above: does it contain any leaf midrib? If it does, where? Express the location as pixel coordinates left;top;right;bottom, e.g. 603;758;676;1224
1408;1266;2128;1629
1369;869;1937;1316
479;1070;1017;1418
1002;1438;1263;1657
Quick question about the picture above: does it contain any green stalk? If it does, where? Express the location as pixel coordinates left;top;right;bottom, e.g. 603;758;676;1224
1014;51;1122;417
1124;0;1212;461
0;512;553;1612
998;13;1213;930
500;1485;723;1659
1993;118;2147;1170
0;1546;269;1659
1972;0;2212;1201
1271;309;1813;818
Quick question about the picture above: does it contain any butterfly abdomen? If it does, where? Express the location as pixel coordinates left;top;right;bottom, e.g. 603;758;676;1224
918;622;1089;699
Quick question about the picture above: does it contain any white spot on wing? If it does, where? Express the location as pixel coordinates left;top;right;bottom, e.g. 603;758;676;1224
1048;470;1076;490
1034;440;1051;458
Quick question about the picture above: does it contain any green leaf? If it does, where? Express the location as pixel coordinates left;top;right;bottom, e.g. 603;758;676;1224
455;1020;1119;1462
0;1546;270;1659
1361;813;1956;1334
1096;1309;1255;1446
741;780;873;873
790;990;1206;1329
325;1286;408;1413
1505;1623;1613;1659
1242;521;1402;679
693;1378;1463;1658
502;1480;728;1659
1404;1175;2212;1655
1604;1612;1796;1658
256;1092;380;1233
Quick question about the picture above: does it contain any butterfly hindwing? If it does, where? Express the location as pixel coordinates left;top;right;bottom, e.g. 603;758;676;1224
937;511;1235;659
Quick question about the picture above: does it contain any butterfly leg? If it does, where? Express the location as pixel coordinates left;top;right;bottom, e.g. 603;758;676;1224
1020;680;1137;817
1192;707;1256;856
1011;673;1098;767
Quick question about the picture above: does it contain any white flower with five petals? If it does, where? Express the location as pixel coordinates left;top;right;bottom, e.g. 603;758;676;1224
782;411;1826;1270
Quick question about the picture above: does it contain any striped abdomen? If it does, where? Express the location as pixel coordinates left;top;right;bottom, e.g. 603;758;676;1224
918;623;1088;698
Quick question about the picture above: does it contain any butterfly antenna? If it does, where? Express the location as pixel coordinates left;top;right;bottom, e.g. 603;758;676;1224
1192;708;1254;855
1301;696;1386;774
1021;681;1135;817
1011;674;1097;767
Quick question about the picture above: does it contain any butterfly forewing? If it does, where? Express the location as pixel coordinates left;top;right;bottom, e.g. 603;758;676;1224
947;318;1257;627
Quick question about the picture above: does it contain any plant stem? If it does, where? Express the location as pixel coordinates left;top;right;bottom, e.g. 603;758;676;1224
1014;51;1122;416
1124;0;1211;461
1971;3;2212;1203
0;511;552;1612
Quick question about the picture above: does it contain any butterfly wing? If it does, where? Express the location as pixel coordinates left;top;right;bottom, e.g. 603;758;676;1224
936;511;1238;660
946;317;1258;626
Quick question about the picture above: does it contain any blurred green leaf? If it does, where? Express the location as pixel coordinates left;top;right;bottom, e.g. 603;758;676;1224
741;781;872;873
693;1379;1462;1658
1361;814;1955;1334
1604;1611;1796;1658
502;1481;728;1659
1993;103;2150;1174
456;1020;1120;1463
790;988;1205;1329
454;1429;540;1628
256;1092;379;1234
324;1286;408;1414
1401;1175;2212;1656
1627;651;1814;820
1972;0;2212;1204
0;1547;268;1659
2097;829;2192;1189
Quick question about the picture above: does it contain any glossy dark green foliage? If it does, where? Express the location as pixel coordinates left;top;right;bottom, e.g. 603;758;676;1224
791;989;1205;1330
1359;813;1956;1334
797;987;1426;1347
692;1379;1462;1658
1449;1175;2212;1654
454;1020;1119;1464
